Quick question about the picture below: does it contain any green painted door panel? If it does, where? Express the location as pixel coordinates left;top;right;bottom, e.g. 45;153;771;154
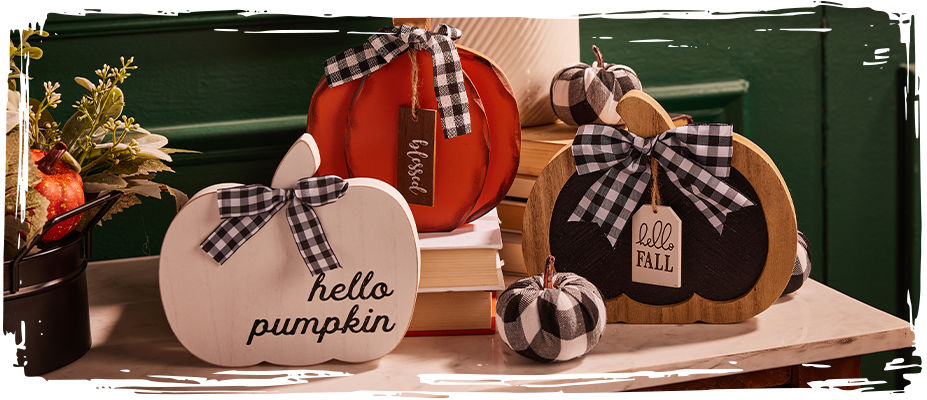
821;6;917;389
822;5;909;318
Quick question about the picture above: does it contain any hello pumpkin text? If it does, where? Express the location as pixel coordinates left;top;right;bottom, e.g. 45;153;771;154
246;271;396;345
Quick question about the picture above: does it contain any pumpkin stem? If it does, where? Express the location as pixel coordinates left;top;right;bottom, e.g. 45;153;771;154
37;141;68;175
592;45;604;68
543;255;556;289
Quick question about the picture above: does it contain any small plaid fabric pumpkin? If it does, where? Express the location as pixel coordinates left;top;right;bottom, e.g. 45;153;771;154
550;45;642;126
782;231;812;295
497;256;607;362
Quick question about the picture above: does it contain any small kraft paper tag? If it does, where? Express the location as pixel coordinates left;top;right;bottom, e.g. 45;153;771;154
631;205;682;288
397;106;437;206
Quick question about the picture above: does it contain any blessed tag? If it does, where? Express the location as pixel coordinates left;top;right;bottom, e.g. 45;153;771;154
397;106;437;206
631;205;682;288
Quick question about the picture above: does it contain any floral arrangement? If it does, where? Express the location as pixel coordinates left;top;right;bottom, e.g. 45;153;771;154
5;29;192;259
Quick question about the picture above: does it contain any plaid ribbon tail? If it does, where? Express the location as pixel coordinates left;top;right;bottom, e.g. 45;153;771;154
200;202;286;265
286;175;349;274
286;202;342;275
653;142;755;235
568;163;652;246
425;31;470;138
569;124;651;245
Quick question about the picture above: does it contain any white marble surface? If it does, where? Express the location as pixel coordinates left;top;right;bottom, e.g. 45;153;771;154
40;256;914;393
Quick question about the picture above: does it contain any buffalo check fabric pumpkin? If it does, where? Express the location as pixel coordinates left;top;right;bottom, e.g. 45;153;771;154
783;231;812;295
496;273;607;362
550;62;642;126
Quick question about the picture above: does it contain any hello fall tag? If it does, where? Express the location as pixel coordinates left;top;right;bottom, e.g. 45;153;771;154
631;205;682;288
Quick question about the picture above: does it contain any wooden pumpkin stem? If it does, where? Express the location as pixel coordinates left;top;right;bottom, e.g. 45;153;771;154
543;255;556;289
592;45;604;68
37;141;67;175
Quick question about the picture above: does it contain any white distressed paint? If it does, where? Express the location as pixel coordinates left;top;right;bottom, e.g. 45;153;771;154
778;28;832;32
884;358;920;371
587;10;816;20
214;29;339;33
807;378;887;391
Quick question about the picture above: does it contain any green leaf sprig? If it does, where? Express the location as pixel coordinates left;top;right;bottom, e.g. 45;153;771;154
6;30;196;251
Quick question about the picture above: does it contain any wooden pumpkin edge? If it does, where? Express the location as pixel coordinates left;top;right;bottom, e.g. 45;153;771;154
455;45;524;222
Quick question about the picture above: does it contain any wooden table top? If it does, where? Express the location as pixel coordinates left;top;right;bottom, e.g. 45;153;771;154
41;256;913;394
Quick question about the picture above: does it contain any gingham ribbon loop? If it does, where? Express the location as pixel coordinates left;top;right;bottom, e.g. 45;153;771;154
569;123;755;246
200;176;349;275
323;24;471;139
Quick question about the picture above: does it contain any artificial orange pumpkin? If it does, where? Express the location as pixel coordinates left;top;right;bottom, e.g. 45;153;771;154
308;45;520;232
29;143;85;242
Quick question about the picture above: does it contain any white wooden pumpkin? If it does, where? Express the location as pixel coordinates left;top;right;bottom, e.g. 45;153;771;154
159;134;420;367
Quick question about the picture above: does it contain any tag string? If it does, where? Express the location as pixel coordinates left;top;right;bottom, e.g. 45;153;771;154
409;50;419;120
650;156;661;213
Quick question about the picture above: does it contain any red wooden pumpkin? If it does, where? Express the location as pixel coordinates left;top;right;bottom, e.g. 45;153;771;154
309;39;520;232
29;143;85;242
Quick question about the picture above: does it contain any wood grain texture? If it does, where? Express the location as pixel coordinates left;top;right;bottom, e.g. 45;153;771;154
617;90;676;137
523;144;575;273
159;134;420;366
523;91;796;323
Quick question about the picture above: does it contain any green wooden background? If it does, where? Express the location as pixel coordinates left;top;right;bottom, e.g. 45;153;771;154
19;7;919;389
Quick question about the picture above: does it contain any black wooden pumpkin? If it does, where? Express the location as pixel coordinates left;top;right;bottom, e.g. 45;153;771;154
496;256;607;362
523;91;797;324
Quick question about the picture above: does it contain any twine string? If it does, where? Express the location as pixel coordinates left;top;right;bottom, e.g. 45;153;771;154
650;156;661;213
409;51;419;120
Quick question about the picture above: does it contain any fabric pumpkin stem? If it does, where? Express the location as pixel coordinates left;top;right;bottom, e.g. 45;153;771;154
543;255;556;289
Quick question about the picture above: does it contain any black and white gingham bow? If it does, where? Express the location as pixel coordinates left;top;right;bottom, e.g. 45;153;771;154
200;176;348;275
322;24;470;139
569;123;755;246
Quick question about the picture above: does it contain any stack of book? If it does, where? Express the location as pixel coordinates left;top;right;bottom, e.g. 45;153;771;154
498;121;575;277
498;115;694;278
406;210;504;336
